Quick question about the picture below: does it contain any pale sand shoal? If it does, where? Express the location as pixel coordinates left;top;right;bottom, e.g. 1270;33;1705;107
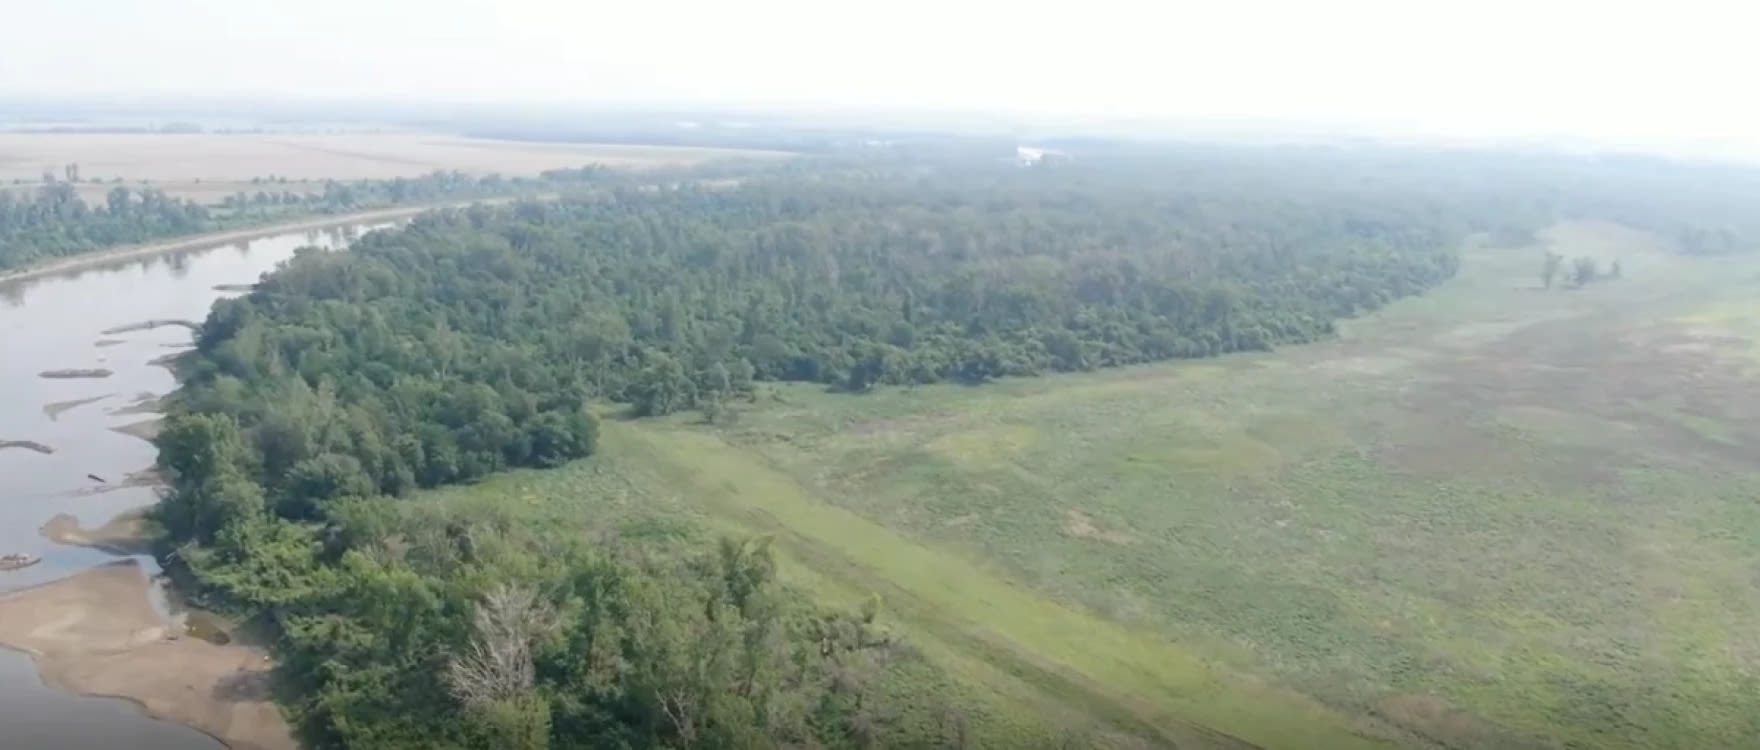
0;560;295;750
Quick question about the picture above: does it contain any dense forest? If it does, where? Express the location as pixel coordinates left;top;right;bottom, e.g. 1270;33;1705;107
150;148;1760;748
178;162;1485;423
0;166;627;272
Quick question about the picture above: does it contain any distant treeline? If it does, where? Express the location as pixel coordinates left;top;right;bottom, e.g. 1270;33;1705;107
458;123;1022;156
0;167;623;272
464;127;828;153
1030;141;1760;255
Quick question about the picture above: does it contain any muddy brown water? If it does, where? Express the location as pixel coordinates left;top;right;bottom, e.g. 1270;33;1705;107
0;223;392;749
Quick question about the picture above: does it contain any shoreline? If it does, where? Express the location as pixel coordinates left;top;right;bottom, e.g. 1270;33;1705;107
0;648;237;750
0;561;295;750
0;192;553;749
0;199;508;287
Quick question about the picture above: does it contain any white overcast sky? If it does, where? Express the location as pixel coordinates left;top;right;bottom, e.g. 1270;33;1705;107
0;0;1752;148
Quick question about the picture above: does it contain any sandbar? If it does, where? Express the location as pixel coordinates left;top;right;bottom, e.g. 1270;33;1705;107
0;560;295;750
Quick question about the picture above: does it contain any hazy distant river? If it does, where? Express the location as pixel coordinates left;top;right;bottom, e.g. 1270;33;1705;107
0;223;392;749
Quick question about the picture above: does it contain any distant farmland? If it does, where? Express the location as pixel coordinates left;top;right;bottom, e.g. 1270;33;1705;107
0;133;791;204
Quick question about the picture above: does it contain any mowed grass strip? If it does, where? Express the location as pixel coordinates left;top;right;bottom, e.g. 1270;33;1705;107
609;422;1392;750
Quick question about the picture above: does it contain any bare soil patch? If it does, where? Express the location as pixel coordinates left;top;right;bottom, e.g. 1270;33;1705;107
0;560;294;750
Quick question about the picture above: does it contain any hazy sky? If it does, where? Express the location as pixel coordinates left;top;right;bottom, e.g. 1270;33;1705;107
1;0;1751;148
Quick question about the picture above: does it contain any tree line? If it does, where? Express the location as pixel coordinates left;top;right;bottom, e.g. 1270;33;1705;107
0;166;632;272
0;182;211;268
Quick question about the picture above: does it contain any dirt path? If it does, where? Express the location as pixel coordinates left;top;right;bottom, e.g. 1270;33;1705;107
0;199;521;286
0;560;294;750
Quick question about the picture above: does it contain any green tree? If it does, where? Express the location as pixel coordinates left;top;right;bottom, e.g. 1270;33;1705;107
630;352;695;417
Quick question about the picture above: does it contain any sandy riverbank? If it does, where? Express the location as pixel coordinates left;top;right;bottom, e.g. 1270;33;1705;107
110;418;163;443
0;203;468;287
40;509;153;555
0;560;295;750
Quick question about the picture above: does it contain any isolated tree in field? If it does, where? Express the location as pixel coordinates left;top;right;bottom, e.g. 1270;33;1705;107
1542;251;1564;289
1571;256;1599;287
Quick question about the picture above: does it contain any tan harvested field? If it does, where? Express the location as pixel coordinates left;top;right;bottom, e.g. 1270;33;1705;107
0;133;791;203
0;560;294;750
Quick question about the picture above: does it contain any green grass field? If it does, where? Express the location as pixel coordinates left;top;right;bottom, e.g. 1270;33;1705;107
416;222;1760;749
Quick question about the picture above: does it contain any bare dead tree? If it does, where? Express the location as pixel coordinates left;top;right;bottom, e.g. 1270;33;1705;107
661;688;698;745
446;583;559;709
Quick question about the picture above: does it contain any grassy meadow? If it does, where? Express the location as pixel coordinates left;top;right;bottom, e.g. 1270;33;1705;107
413;222;1760;749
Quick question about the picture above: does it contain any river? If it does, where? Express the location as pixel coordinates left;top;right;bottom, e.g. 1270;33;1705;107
0;223;393;749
